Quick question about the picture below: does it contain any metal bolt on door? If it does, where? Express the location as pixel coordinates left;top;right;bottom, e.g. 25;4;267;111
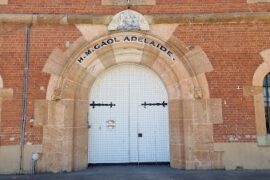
88;64;169;164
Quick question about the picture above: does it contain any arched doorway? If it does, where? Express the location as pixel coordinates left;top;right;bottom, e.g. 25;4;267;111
40;30;220;172
88;64;169;164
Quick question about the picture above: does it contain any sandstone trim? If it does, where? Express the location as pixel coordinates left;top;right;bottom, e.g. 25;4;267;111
251;49;270;145
0;0;8;5
101;0;155;5
247;0;270;3
1;12;270;25
0;88;13;100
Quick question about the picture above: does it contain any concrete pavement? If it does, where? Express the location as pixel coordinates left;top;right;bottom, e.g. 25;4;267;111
0;165;270;180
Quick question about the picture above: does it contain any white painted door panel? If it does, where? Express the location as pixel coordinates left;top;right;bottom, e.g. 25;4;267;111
88;64;169;164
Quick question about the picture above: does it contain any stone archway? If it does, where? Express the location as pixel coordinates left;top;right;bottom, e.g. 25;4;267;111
36;30;223;172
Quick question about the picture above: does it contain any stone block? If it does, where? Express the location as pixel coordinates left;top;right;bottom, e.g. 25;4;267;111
49;48;68;65
169;120;182;145
34;100;48;126
81;72;96;89
192;125;214;150
0;88;13;100
76;24;108;42
43;59;65;76
75;86;90;101
171;60;191;81
73;127;88;170
61;79;79;100
169;99;183;119
36;14;67;24
64;63;86;83
179;78;195;99
43;48;69;75
46;75;60;100
140;49;159;68
243;86;263;96
87;59;105;77
253;94;267;135
195;74;210;99
114;48;143;63
184;46;213;75
0;0;8;5
48;101;66;126
253;62;269;86
99;51;117;69
152;57;167;75
102;0;156;5
247;0;270;3
74;100;88;127
64;36;89;58
161;70;178;87
150;24;179;42
167;36;188;56
207;98;223;124
260;48;270;66
182;100;195;120
167;83;181;100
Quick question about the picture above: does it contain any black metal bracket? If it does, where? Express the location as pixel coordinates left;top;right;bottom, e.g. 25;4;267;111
141;101;167;108
90;101;116;109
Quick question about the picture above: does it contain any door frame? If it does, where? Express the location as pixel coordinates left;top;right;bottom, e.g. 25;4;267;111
88;63;170;164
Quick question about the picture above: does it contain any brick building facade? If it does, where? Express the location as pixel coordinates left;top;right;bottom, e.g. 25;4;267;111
0;0;270;174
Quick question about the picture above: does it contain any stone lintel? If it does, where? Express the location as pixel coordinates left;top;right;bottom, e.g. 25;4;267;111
243;86;263;96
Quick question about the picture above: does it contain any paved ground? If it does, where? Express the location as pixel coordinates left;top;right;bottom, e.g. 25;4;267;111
0;165;270;180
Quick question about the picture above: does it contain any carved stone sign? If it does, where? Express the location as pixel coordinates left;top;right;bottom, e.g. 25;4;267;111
108;10;150;31
76;35;176;65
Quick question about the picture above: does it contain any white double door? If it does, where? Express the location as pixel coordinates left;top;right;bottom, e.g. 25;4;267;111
88;64;169;164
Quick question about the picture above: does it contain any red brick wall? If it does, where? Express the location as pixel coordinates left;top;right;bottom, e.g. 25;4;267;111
0;25;25;145
0;0;270;14
0;24;81;145
174;24;270;142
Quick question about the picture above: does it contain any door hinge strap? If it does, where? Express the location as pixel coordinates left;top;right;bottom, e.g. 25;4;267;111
90;101;116;108
141;101;167;108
